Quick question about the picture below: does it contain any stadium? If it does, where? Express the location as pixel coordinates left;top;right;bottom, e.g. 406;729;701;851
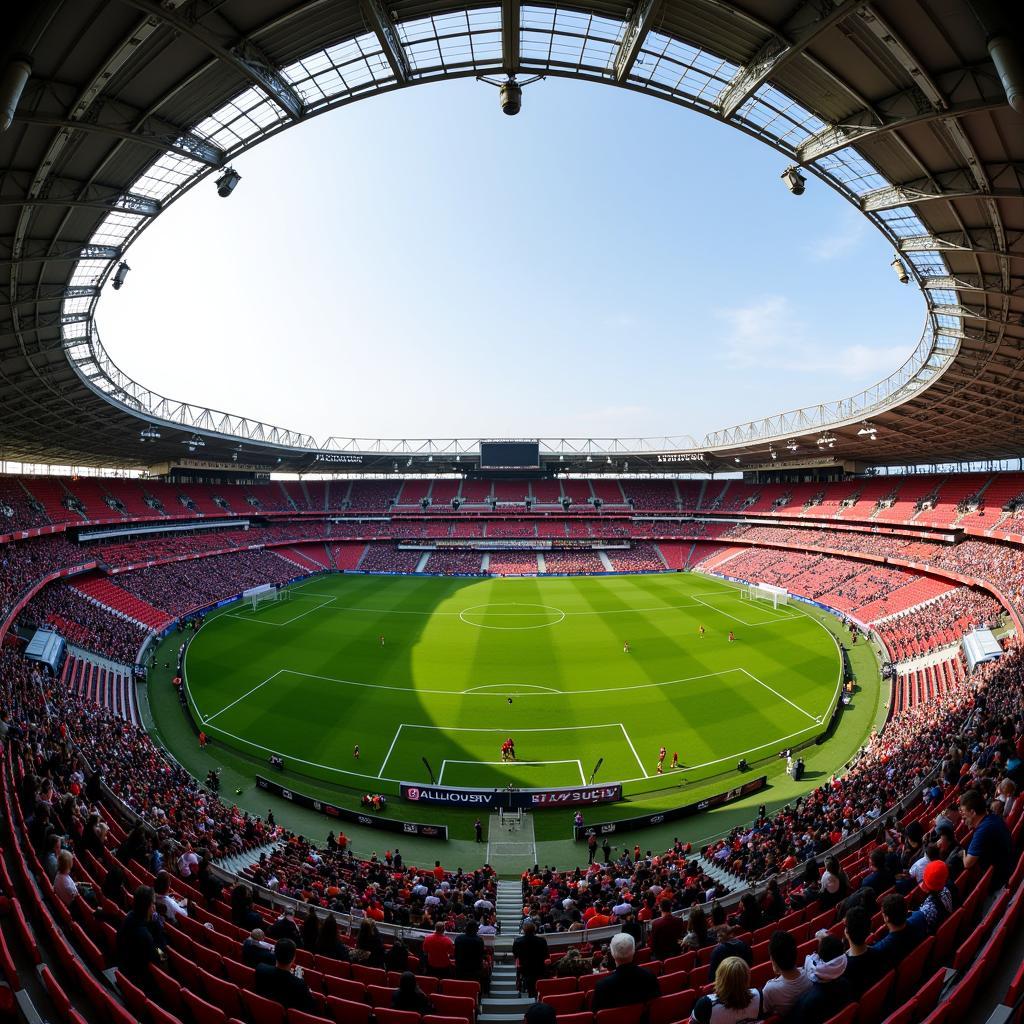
1;1;1023;1023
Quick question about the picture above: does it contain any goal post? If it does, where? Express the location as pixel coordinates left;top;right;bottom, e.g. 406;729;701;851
244;584;282;612
743;582;790;609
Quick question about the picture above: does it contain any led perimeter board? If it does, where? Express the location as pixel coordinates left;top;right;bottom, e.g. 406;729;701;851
479;441;540;470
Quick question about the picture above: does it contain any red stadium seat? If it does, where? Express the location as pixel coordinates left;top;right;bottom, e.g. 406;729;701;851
595;1006;645;1024
287;1011;334;1024
372;1010;421;1024
325;996;372;1024
182;989;229;1024
242;991;288;1024
541;992;587;1013
855;970;893;1024
536;978;577;998
648;990;697;1024
147;1000;186;1024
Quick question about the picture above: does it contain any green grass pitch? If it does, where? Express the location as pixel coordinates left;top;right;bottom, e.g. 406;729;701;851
184;572;842;799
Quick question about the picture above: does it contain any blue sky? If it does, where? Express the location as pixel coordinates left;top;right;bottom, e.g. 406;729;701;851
99;76;922;446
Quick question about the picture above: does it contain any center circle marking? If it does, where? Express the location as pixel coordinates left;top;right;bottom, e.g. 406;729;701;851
458;602;566;629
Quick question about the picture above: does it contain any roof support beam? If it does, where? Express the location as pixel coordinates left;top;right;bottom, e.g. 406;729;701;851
359;0;411;83
900;229;1024;260
614;0;663;83
14;111;224;168
922;274;1024;299
501;0;520;75
860;163;1024;211
0;176;162;216
932;304;1022;328
796;63;1008;163
0;242;120;269
14;81;226;167
116;0;304;120
717;0;869;120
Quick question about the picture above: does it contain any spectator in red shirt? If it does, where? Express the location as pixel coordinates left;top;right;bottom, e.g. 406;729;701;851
650;899;685;960
422;922;454;978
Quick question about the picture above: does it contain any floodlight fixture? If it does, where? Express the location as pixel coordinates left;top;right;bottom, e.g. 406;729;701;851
477;73;544;115
734;457;741;463
781;165;806;195
857;423;878;437
786;443;799;451
111;261;130;290
215;167;242;197
988;34;1024;113
139;426;161;441
0;56;32;133
891;253;909;284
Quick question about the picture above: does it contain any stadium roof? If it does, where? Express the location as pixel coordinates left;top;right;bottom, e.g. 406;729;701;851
1;0;1022;476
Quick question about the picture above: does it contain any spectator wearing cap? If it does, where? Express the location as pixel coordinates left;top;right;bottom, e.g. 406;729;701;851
908;861;956;934
789;935;852;1024
872;894;926;969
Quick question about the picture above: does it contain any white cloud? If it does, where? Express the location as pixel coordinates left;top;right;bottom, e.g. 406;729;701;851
806;210;868;262
715;295;907;380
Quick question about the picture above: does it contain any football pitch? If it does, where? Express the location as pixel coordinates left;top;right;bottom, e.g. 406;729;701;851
184;572;842;798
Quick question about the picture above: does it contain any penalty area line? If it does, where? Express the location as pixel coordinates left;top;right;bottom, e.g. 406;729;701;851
740;668;818;722
620;723;649;778
377;724;403;779
204;670;284;725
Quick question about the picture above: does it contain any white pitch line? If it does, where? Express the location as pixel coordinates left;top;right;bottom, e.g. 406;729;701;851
691;594;789;627
620;723;649;778
740;668;818;722
204;670;283;725
202;717;825;788
278;665;743;699
399;721;624;734
377;724;403;779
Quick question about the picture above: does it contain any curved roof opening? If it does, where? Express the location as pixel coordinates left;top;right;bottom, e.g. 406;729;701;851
97;77;922;442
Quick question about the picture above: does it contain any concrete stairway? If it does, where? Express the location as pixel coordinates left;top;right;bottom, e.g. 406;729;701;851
479;959;533;1024
477;879;532;1023
216;841;281;874
495;878;523;934
697;852;745;893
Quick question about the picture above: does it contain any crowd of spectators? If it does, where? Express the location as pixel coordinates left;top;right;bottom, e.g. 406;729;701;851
542;551;607;575
702;645;1023;884
423;550;484;575
606;545;666;572
245;840;498;934
0;475;51;532
0;535;91;622
487;552;542;575
17;583;148;662
357;546;424;574
876;587;1004;662
114;550;299;616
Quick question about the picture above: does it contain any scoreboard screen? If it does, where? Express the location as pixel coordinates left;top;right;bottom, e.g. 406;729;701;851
479;441;540;470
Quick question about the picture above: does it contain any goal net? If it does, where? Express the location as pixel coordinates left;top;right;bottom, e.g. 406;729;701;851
743;582;789;608
244;584;285;612
498;807;523;832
